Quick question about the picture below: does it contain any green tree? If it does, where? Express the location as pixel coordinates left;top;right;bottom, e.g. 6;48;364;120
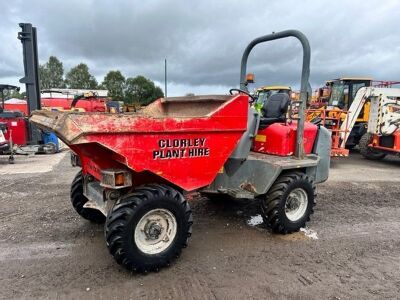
39;65;49;89
2;88;22;100
65;63;98;89
124;76;164;105
101;70;125;101
39;56;66;90
9;89;25;99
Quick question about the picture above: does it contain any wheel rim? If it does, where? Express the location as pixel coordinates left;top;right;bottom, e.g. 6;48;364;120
134;208;177;255
285;188;308;222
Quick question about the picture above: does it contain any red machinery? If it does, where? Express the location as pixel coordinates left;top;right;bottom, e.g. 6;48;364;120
0;85;27;163
4;94;107;115
306;108;350;157
358;88;400;160
369;131;400;154
3;99;29;115
253;122;318;156
0;91;106;148
0;111;28;146
31;30;331;273
41;95;107;112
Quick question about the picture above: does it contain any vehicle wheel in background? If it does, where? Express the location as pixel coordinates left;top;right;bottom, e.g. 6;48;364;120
359;133;386;160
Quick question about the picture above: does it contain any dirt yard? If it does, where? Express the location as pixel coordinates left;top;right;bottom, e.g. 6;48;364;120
0;151;399;299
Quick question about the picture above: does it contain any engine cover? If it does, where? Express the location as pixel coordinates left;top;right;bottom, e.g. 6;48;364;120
252;122;318;156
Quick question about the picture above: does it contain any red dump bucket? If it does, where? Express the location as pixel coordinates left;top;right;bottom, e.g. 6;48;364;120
31;95;248;191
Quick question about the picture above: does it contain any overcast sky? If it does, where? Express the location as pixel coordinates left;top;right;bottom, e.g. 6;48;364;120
1;0;399;96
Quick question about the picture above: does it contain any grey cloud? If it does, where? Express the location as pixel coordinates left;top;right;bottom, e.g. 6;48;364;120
1;0;399;94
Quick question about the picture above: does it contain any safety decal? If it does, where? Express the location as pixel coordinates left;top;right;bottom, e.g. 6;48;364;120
153;138;210;159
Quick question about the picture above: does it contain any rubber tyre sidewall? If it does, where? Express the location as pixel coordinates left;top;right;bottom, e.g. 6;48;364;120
276;179;314;232
262;173;315;234
106;187;192;272
359;133;386;160
70;171;106;224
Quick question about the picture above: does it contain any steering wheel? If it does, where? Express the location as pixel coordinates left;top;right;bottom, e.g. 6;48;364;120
229;88;256;103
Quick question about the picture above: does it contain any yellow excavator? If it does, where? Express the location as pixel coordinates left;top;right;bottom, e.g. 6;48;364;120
307;77;373;155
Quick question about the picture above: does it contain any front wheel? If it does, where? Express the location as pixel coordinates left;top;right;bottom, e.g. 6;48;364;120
260;172;316;234
105;184;193;273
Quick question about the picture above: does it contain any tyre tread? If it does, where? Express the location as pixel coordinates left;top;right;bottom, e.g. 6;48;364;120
359;133;386;160
261;172;316;234
105;183;192;273
70;170;105;224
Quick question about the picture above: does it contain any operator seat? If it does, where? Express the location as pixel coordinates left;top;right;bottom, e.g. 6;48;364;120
259;93;290;128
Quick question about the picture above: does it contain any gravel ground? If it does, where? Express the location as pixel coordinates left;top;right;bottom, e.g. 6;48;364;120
0;151;399;299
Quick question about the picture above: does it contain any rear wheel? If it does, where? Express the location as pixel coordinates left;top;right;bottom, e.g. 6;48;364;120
359;133;386;160
105;184;193;273
70;170;106;223
260;172;316;234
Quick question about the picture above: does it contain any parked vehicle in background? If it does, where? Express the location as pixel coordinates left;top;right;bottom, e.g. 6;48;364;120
307;78;400;157
31;30;331;273
357;88;400;160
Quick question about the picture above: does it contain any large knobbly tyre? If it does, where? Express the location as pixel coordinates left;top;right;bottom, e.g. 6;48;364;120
70;170;106;224
359;133;386;160
105;184;193;273
260;172;316;234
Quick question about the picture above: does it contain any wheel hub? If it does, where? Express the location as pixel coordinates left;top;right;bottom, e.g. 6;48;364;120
286;197;300;211
134;208;177;255
285;188;308;222
145;221;163;240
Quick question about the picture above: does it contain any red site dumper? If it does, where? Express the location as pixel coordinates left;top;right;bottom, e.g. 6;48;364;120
31;30;331;273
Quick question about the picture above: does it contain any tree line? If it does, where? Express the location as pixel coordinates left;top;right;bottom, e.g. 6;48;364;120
38;56;164;105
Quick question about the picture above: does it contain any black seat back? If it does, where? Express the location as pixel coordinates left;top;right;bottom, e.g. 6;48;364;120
260;93;290;126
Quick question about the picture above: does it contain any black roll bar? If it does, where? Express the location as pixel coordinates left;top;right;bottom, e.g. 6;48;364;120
239;30;311;159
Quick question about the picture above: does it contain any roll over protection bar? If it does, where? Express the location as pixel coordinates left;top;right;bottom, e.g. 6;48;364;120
239;30;311;159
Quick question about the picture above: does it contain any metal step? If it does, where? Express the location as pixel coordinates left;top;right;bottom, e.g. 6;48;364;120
225;188;255;199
